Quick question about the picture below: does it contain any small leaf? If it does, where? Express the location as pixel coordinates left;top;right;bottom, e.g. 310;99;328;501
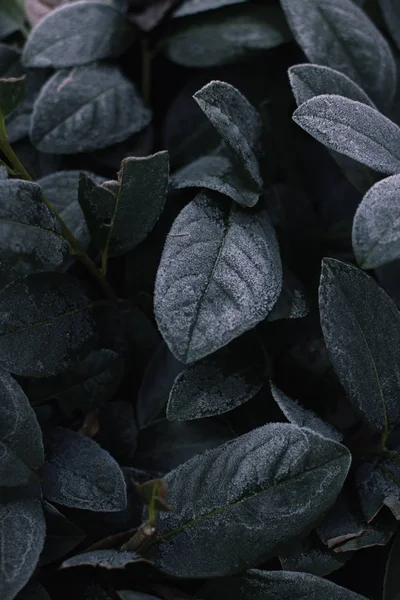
288;64;375;108
0;75;25;120
154;191;282;363
239;569;368;600
0;369;44;487
31;64;152;154
0;179;69;276
384;529;400;600
173;0;249;17
317;493;364;549
352;174;400;269
319;259;400;432
163;5;291;68
280;0;396;111
150;423;351;577
61;549;152;570
23;1;135;68
42;427;127;511
293;95;400;175
0;499;46;600
194;80;262;191
0;271;96;377
134;478;173;514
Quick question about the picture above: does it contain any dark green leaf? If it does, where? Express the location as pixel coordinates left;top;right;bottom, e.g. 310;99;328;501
280;0;396;111
356;453;400;521
173;0;249;17
0;499;46;600
150;423;350;577
0;271;96;377
154;191;282;363
293;95;400;174
6;69;50;143
61;549;152;570
0;43;22;78
279;534;350;577
23;1;135;68
42;427;127;511
0;75;25;119
319;258;400;432
384;529;400;600
31;64;151;154
40;500;85;565
0;369;44;487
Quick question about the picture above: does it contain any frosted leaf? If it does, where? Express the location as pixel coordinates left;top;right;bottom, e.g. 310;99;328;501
0;271;96;377
22;1;134;68
333;516;393;552
319;259;400;431
6;69;50;143
31;64;152;154
293;95;400;174
0;179;69;276
384;529;400;600
0;370;44;487
42;427;127;511
271;384;342;442
352;174;400;269
0;499;45;600
151;423;351;577
173;0;249;17
167;348;264;420
279;535;350;577
280;0;396;112
194;80;263;190
240;569;368;599
0;165;7;179
163;5;291;68
288;64;375;108
154;191;282;363
61;549;150;570
356;455;400;522
170;152;260;208
268;270;309;321
317;493;364;549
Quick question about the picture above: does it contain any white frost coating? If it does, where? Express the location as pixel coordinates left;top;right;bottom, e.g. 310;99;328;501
31;64;152;154
293;95;400;174
152;423;351;577
319;259;400;431
0;499;45;600
289;64;375;108
281;0;396;112
174;0;248;17
279;537;347;577
154;191;282;363
271;384;342;442
352;174;400;268
194;80;263;189
240;569;368;599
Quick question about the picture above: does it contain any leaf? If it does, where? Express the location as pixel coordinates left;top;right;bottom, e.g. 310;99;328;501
288;64;375;108
0;44;22;78
271;384;342;442
0;75;25;120
150;423;351;578
97;400;138;462
0;10;19;39
162;5;291;68
167;345;264;420
352;174;400;269
16;581;51;600
0;499;46;600
317;493;364;549
40;500;85;565
79;151;169;258
293;95;400;175
6;69;50;143
267;269;308;322
356;454;400;522
0;369;43;487
30;64;152;154
61;549;152;570
319;258;400;432
194;80;262;192
280;0;396;112
42;427;127;511
379;0;400;52
128;0;179;31
23;1;135;68
117;592;160;600
279;534;350;577
384;529;400;600
0;179;69;276
154;191;282;363
173;0;248;17
0;271;96;377
239;569;368;600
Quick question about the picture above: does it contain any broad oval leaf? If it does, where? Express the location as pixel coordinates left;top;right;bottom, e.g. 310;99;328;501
384;529;400;600
194;80;263;191
42;427;127;511
151;423;350;578
0;271;96;377
0;179;68;276
293;95;400;175
173;0;248;17
280;0;396;112
239;569;368;600
31;64;152;154
0;499;46;600
154;191;282;363
288;64;375;108
163;5;291;68
23;1;134;68
0;370;44;487
319;258;400;432
352;174;400;269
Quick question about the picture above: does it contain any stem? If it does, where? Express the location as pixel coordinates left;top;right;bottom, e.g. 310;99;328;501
0;138;118;302
141;38;152;105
